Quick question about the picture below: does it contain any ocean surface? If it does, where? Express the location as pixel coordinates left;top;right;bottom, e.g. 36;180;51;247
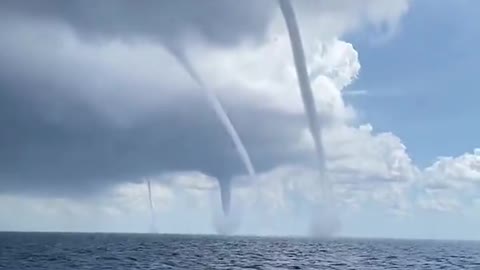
1;232;480;269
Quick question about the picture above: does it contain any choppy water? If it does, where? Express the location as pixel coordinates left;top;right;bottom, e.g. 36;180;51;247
1;232;480;269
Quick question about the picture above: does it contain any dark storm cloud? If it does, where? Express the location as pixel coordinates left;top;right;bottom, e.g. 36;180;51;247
0;75;308;196
0;0;318;196
0;0;275;46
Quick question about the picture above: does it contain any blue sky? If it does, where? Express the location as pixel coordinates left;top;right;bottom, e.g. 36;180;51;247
339;0;480;239
348;0;480;167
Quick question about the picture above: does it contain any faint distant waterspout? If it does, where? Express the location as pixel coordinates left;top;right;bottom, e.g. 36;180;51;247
146;179;157;233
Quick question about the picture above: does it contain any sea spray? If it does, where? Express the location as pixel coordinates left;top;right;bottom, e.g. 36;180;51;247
212;196;242;235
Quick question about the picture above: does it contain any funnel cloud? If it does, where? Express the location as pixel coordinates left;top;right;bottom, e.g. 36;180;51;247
165;44;256;218
278;0;338;237
146;179;156;233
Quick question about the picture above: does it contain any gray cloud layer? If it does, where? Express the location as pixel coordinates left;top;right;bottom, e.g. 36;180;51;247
0;78;309;196
0;1;329;197
0;0;274;46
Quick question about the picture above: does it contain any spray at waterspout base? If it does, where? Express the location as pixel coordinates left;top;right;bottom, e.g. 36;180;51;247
213;190;241;235
309;200;340;238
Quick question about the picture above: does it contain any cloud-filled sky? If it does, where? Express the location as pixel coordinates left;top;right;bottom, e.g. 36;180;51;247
0;0;479;240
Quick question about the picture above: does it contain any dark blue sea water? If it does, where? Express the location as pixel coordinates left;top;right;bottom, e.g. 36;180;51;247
1;232;480;269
